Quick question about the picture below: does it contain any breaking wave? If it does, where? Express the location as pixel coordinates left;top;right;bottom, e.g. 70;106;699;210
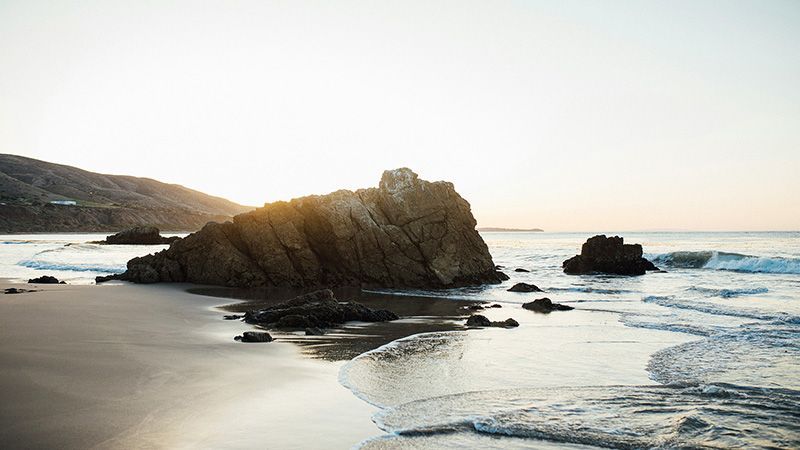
650;251;800;274
359;384;800;449
642;295;800;324
18;260;126;273
686;285;769;298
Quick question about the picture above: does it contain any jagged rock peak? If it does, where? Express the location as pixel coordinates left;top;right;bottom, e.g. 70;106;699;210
102;168;500;289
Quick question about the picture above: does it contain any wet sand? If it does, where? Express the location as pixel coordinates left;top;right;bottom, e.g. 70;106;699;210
0;280;379;449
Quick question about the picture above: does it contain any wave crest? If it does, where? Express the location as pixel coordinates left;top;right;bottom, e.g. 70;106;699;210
650;251;800;274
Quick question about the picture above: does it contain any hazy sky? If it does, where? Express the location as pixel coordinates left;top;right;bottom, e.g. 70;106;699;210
1;0;798;231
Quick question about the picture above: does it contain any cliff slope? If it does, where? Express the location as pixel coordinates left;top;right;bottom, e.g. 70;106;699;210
0;154;252;232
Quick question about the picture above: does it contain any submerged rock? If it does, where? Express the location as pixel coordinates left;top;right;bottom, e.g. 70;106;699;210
235;331;274;343
223;315;242;320
507;282;543;293
562;235;658;276
495;271;510;281
104;226;180;245
27;275;64;284
522;297;574;313
105;168;500;289
465;314;519;328
305;327;325;336
244;289;398;329
514;268;530;273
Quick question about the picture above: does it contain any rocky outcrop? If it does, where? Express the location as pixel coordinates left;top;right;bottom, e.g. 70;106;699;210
104;168;500;289
507;282;543;293
27;275;64;284
243;289;398;329
562;235;658;276
104;226;180;245
522;297;574;313
465;314;519;328
235;331;274;343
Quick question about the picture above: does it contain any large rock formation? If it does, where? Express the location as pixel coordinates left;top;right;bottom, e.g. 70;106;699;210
103;168;500;288
562;235;658;275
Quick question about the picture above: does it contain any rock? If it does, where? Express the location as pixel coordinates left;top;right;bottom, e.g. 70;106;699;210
4;288;27;294
507;282;542;293
522;297;574;313
104;226;180;245
466;314;520;328
235;331;274;342
495;271;510;281
106;168;500;289
465;304;484;311
27;275;62;284
514;268;530;272
223;315;242;320
466;314;492;327
487;304;502;308
244;289;399;329
562;235;658;276
305;327;325;336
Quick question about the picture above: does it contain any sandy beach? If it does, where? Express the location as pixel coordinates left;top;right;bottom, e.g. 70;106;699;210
0;280;378;449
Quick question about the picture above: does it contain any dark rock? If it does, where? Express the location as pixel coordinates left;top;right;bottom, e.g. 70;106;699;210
95;274;117;284
27;275;61;284
305;327;325;336
235;331;274;342
109;168;500;288
495;265;505;270
465;304;484;311
223;315;242;320
514;268;530;272
466;314;492;327
244;289;399;329
562;235;658;276
522;297;574;313
495;271;510;281
487;303;502;308
507;282;543;293
466;314;520;328
4;287;29;294
104;226;180;245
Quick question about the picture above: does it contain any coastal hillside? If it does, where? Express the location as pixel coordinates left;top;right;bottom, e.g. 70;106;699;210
0;154;253;232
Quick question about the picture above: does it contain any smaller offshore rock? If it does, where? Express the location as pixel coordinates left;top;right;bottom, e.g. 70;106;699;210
104;226;180;245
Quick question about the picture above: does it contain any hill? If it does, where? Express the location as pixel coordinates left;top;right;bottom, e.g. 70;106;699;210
0;154;253;233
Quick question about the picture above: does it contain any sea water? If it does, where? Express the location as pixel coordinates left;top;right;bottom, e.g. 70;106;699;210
0;233;183;283
343;232;800;449
2;231;799;447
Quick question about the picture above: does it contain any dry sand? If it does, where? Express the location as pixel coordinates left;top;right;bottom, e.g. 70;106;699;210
0;281;379;449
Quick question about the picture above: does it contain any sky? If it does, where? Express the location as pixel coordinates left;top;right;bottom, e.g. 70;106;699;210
1;0;798;231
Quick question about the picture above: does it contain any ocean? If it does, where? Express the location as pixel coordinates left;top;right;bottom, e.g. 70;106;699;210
2;231;799;448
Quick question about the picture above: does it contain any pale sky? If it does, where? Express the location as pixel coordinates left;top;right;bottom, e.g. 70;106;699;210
1;0;798;231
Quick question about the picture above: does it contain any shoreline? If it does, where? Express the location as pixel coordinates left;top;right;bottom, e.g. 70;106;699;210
0;281;379;449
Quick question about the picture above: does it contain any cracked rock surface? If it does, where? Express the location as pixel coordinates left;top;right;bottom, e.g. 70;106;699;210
103;168;500;288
